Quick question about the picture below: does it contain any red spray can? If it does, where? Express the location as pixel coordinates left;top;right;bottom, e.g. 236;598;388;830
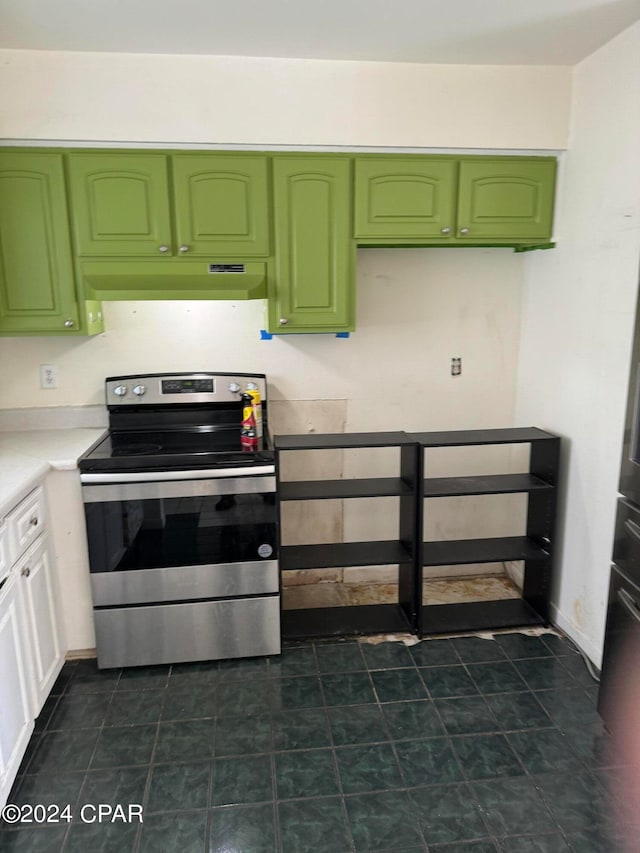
240;392;258;452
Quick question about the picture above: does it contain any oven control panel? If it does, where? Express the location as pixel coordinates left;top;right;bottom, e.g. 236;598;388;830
161;378;214;395
105;373;267;406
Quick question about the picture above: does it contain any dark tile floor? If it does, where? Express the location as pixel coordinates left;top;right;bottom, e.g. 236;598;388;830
0;631;630;853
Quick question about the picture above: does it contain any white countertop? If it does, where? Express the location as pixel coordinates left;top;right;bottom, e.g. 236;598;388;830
0;428;106;519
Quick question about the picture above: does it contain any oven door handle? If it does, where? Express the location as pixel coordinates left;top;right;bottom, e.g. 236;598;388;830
624;517;640;542
618;587;640;625
82;473;276;501
80;465;275;484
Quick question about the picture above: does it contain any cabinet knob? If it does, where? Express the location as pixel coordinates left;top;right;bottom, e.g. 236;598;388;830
21;567;31;578
441;227;451;235
279;318;289;326
459;227;470;236
63;319;75;328
179;245;190;253
158;245;170;254
29;516;39;527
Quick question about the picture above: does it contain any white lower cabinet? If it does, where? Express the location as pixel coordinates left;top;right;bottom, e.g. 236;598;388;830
0;487;65;808
0;573;34;807
15;537;64;714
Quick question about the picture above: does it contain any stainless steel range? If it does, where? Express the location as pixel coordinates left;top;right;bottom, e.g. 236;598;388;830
79;372;280;669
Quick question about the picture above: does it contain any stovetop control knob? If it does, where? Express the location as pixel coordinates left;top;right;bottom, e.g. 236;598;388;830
228;382;241;394
113;385;128;397
132;385;146;396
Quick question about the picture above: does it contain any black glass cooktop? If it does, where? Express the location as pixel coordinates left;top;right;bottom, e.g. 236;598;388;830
79;428;274;473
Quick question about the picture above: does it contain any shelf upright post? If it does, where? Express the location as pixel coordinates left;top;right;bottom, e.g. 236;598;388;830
522;435;560;621
398;441;421;631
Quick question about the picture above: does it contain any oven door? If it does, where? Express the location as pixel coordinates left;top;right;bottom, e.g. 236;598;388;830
82;472;278;606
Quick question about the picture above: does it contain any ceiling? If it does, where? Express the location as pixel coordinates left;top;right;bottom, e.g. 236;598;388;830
0;0;639;65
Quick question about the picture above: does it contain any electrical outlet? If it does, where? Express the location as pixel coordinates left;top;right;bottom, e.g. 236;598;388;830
40;364;58;389
451;357;462;376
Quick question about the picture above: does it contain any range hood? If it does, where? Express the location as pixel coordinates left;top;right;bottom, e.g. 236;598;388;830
81;261;267;301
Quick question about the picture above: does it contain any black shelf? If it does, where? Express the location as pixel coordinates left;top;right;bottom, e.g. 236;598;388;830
281;604;412;639
275;431;413;451
420;599;546;635
276;436;419;640
418;429;560;635
423;473;552;498
412;427;557;447
279;477;413;501
275;427;559;641
280;540;412;571
422;536;548;567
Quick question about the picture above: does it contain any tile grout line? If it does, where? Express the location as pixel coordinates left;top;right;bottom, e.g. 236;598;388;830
318;640;362;853
131;667;169;853
267;654;282;853
415;647;501;848
369;644;433;852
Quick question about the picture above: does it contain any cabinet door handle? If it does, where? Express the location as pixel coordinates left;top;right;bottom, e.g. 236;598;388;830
21;566;31;578
179;245;190;253
618;587;640;625
158;245;170;254
29;516;39;527
279;318;289;326
441;227;451;235
624;517;640;542
459;227;470;236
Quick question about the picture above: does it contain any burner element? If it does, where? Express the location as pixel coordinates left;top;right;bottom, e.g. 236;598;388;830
112;442;163;457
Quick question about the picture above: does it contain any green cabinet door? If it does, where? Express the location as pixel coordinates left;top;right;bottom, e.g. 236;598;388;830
270;157;354;333
456;158;556;241
354;157;457;241
172;155;269;256
67;153;172;256
0;153;81;334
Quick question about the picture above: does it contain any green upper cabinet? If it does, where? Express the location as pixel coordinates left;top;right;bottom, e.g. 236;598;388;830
354;155;556;246
456;158;556;242
354;157;457;240
67;153;172;256
172;155;269;256
0;152;86;335
268;157;354;334
68;152;270;258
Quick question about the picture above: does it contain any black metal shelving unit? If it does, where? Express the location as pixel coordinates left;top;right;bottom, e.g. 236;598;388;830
275;427;560;640
275;432;420;640
413;427;560;636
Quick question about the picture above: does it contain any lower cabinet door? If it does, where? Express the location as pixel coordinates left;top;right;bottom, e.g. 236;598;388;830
269;156;354;333
16;537;64;716
0;573;34;808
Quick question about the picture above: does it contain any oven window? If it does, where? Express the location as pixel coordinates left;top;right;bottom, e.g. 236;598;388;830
84;492;277;573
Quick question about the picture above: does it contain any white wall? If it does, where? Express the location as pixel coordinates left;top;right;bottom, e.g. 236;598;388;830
0;49;571;150
515;22;640;665
1;250;526;652
0;249;524;425
0;46;572;650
